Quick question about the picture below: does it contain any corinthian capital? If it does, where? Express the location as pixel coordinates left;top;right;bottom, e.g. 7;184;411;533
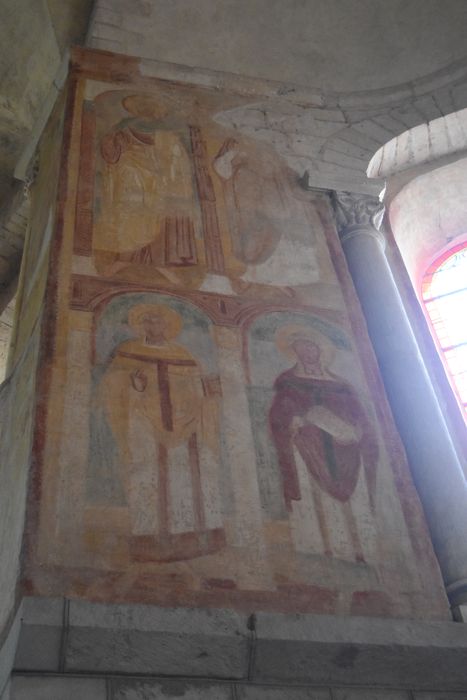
331;191;385;235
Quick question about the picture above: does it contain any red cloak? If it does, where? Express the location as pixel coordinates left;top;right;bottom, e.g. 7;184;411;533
269;368;378;511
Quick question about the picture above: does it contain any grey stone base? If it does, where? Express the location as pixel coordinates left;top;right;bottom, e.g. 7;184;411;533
9;675;467;700
10;597;467;692
0;606;21;700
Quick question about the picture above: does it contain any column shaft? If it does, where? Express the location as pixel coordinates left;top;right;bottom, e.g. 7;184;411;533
341;224;467;606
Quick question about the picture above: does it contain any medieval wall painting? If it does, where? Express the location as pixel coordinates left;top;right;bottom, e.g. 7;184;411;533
88;294;225;563
76;87;338;305
247;313;379;562
27;69;449;620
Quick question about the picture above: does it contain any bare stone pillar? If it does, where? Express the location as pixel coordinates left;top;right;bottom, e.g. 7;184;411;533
333;191;467;608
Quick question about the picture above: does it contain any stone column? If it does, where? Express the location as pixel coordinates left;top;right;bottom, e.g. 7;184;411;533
333;191;467;608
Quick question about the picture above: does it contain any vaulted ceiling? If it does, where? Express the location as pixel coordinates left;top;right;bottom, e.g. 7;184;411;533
89;0;467;94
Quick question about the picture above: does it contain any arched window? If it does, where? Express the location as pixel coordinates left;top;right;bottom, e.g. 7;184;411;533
421;243;467;420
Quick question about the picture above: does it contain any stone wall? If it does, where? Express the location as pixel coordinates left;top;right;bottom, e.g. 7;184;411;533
0;335;38;650
7;595;467;697
8;675;467;700
0;86;64;695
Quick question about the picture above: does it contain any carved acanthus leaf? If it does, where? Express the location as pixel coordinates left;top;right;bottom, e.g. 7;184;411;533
332;191;384;233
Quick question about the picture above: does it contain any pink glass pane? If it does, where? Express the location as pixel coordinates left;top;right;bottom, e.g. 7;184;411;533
422;245;467;417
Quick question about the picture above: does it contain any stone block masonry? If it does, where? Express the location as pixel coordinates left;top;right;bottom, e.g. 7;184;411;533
9;675;467;699
11;598;467;692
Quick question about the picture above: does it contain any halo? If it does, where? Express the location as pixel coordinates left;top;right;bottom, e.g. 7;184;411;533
275;323;336;367
122;94;169;120
128;304;183;340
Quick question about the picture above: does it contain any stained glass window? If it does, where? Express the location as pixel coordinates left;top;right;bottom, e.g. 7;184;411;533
421;243;467;420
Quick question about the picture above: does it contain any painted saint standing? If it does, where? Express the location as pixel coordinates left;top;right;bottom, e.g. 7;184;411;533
98;304;225;561
269;325;378;561
94;95;203;286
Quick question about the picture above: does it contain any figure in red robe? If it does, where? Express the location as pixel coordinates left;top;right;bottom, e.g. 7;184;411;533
269;325;378;560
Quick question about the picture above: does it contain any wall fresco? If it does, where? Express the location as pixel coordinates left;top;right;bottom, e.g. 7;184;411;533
25;59;450;620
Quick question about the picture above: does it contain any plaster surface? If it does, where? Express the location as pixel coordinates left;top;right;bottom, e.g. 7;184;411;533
0;1;60;195
88;0;467;94
0;0;93;322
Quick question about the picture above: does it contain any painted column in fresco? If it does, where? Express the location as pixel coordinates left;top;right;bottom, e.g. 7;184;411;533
213;328;264;541
335;191;467;606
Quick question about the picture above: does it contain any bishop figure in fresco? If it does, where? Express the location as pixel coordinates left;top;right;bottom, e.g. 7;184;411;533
97;303;225;562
